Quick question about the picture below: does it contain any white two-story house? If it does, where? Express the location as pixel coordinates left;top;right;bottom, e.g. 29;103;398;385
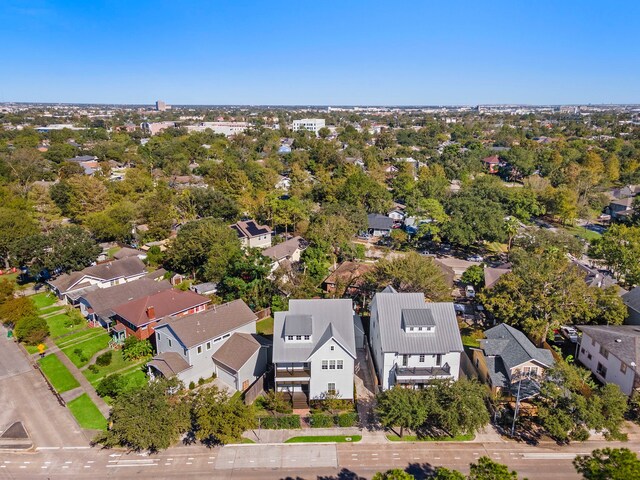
369;286;464;390
577;325;640;396
272;299;357;407
149;299;269;391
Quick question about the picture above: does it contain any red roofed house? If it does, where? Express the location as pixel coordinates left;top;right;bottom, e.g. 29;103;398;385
111;289;210;342
482;155;500;174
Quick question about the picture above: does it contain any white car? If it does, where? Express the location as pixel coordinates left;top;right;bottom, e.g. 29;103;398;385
466;255;484;262
465;285;476;298
560;326;579;343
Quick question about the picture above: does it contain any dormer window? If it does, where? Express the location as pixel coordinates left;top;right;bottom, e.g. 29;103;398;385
287;335;294;341
284;314;313;342
401;309;436;333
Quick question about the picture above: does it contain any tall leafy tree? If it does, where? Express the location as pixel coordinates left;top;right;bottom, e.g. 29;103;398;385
191;386;256;444
375;387;430;438
590;224;640;286
574;448;640;480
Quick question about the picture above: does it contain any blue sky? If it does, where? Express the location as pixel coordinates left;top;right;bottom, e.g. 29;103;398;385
1;0;639;105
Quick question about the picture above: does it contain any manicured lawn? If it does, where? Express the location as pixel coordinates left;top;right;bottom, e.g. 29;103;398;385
30;292;57;310
387;433;474;442
61;332;110;368
563;225;602;242
25;344;46;354
38;355;80;393
46;313;87;339
84;351;146;384
39;305;64;315
67;394;107;430
256;317;274;336
234;438;256;444
285;435;361;443
55;328;104;349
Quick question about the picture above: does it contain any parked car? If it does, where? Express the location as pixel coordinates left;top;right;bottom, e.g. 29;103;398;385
466;255;484;262
552;329;565;344
465;285;476;299
560;326;579;343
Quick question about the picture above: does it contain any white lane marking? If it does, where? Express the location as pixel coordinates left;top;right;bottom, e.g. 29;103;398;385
19;466;26;469
63;446;90;449
522;453;588;459
106;464;157;468
36;446;60;450
65;461;73;464
62;466;69;469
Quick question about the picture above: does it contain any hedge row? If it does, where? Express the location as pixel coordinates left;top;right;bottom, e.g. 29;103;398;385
310;412;359;428
258;415;301;429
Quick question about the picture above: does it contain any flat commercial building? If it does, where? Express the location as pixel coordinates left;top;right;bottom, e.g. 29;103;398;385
292;118;326;135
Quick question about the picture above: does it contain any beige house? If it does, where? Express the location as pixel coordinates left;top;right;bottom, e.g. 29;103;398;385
230;220;272;249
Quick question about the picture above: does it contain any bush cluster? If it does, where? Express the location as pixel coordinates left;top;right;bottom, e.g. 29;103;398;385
258;415;301;429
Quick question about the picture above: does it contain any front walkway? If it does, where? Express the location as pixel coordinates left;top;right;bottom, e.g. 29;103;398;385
44;338;111;418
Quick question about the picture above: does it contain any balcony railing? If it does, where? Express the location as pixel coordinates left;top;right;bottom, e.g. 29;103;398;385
275;368;311;379
395;363;451;379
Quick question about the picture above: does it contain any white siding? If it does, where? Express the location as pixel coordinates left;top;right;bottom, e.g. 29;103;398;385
578;333;636;395
309;339;354;400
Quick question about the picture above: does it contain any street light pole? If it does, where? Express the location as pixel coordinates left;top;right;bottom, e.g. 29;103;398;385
511;376;523;437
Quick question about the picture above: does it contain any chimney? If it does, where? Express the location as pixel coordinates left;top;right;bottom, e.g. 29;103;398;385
146;306;155;320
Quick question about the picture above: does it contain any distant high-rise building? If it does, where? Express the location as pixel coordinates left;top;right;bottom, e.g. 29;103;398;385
155;100;167;112
292;118;326;135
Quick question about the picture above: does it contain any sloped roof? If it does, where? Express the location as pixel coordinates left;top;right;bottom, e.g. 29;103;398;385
485;356;509;389
367;213;394;231
481;324;554;371
112;247;144;260
49;257;146;293
156;299;256;349
623;287;640;314
231;220;272;239
212;333;268;373
283;314;313;336
148;352;191;377
273;299;357;363
113;289;210;327
484;264;512;289
483;155;500;164
80;278;172;318
372;290;463;355
577;325;640;368
323;261;375;287
402;309;436;327
262;236;306;261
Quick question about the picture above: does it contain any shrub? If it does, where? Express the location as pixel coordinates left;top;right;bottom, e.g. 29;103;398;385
73;347;88;363
14;315;49;345
96;373;127;398
122;336;153;361
336;412;358;427
310;413;334;428
198;377;205;386
0;296;37;327
189;381;196;390
87;364;99;374
96;351;113;367
258;415;301;429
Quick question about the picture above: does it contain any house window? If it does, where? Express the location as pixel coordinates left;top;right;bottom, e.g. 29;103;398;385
599;346;609;359
197;346;202;354
419;355;425;363
223;333;230;339
322;360;328;370
304;335;310;340
587;353;592;360
327;383;336;395
402;355;408;367
329;360;336;370
621;363;628;374
435;354;442;366
206;341;211;350
409;327;414;332
523;366;538;376
337;360;343;370
168;338;172;347
580;347;585;354
287;335;294;341
330;346;335;351
214;337;222;343
296;335;302;340
596;363;607;378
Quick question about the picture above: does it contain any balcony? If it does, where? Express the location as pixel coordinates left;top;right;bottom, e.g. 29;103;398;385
394;363;452;383
275;368;311;381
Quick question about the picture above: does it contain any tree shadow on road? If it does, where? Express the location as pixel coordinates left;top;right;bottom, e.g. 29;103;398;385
405;462;437;480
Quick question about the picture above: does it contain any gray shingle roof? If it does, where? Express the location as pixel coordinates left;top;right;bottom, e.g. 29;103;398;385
49;257;146;294
367;213;394;231
262;236;306;261
484;357;509;389
212;333;268;372
481;324;554;371
577;325;640;368
273;299;356;363
156;299;256;349
623;287;640;314
80;278;172;317
372;291;463;355
147;352;191;377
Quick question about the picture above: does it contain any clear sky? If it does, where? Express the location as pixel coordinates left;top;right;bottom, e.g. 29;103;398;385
1;0;639;105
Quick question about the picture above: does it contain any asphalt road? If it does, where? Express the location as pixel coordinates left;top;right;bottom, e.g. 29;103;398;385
2;438;636;479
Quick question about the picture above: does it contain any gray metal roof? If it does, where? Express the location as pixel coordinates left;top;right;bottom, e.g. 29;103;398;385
367;213;394;231
402;309;435;327
372;291;463;355
283;314;313;336
273;299;356;363
623;287;640;314
481;324;554;372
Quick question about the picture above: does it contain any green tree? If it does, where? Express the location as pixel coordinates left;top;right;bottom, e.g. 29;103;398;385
96;374;127;398
428;379;490;437
217;249;274;309
433;468;466;480
574;448;640;480
191;386;256;444
0;296;38;327
590;224;640;286
462;265;485;289
443;194;507;247
0;207;39;268
372;469;415;480
375;387;429;438
366;252;451;301
14;315;49;344
165;218;241;281
122;337;153;361
468;456;520;480
98;378;189;451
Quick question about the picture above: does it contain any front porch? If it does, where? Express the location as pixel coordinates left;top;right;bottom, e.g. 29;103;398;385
394;363;452;387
